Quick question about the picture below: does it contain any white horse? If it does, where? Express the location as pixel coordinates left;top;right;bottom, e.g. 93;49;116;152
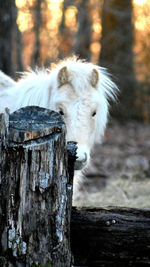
0;57;118;171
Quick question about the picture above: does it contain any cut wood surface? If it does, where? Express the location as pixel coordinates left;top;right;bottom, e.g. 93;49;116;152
71;207;150;267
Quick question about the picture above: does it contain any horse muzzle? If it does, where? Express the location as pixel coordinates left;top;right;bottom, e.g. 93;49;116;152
67;142;90;170
74;152;88;170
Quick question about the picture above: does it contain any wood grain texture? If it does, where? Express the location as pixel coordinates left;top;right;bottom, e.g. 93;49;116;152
71;207;150;267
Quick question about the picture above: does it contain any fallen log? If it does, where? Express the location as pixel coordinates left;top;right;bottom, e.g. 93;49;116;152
0;106;76;267
71;207;150;267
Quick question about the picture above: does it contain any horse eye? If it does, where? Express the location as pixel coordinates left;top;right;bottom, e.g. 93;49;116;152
59;110;64;116
92;111;96;117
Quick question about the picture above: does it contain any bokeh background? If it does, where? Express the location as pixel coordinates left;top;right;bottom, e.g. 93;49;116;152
0;0;150;121
0;0;150;207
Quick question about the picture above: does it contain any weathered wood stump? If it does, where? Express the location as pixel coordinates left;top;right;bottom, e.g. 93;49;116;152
0;106;76;267
71;207;150;267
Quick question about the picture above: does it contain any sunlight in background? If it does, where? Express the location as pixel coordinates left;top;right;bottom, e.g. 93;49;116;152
133;0;147;5
65;6;77;30
16;0;25;8
15;0;149;67
47;1;63;31
16;0;35;32
17;11;33;32
133;0;150;32
90;42;101;57
16;0;63;33
133;0;150;83
90;0;102;63
135;15;150;31
92;22;101;34
42;0;63;61
16;0;65;64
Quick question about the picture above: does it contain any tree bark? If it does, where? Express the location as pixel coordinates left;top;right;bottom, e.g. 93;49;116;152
12;26;24;75
71;207;150;267
0;106;76;267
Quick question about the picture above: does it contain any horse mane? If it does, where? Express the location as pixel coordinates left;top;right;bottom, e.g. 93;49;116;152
0;71;16;91
97;67;118;102
15;68;52;110
50;56;118;102
13;57;118;114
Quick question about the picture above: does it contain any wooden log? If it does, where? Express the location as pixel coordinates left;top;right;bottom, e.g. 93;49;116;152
71;207;150;267
0;106;76;267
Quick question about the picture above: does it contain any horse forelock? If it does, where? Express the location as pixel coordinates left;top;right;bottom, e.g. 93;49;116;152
50;57;118;100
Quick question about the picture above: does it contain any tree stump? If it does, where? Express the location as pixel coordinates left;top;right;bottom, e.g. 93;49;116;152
0;106;76;267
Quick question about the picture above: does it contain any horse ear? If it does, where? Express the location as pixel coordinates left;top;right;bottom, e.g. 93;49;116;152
90;68;99;88
58;66;69;88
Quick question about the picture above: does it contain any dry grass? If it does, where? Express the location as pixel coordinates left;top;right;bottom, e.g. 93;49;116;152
73;121;150;208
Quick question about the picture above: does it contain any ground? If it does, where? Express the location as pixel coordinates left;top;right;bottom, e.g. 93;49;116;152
73;120;150;208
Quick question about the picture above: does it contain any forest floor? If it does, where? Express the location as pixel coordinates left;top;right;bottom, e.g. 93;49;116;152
73;120;150;208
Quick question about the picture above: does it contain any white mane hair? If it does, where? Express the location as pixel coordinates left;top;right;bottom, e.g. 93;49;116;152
0;71;16;90
0;71;17;112
0;56;118;171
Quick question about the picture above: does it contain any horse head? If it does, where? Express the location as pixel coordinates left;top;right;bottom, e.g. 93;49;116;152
50;59;117;170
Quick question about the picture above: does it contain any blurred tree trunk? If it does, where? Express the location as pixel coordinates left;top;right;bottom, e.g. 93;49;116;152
58;0;69;59
58;0;75;59
15;28;24;73
72;0;92;60
31;0;43;66
0;0;23;77
99;0;138;119
12;22;24;77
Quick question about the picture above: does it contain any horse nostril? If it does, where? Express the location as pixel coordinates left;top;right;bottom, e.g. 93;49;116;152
74;151;88;170
83;152;87;163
